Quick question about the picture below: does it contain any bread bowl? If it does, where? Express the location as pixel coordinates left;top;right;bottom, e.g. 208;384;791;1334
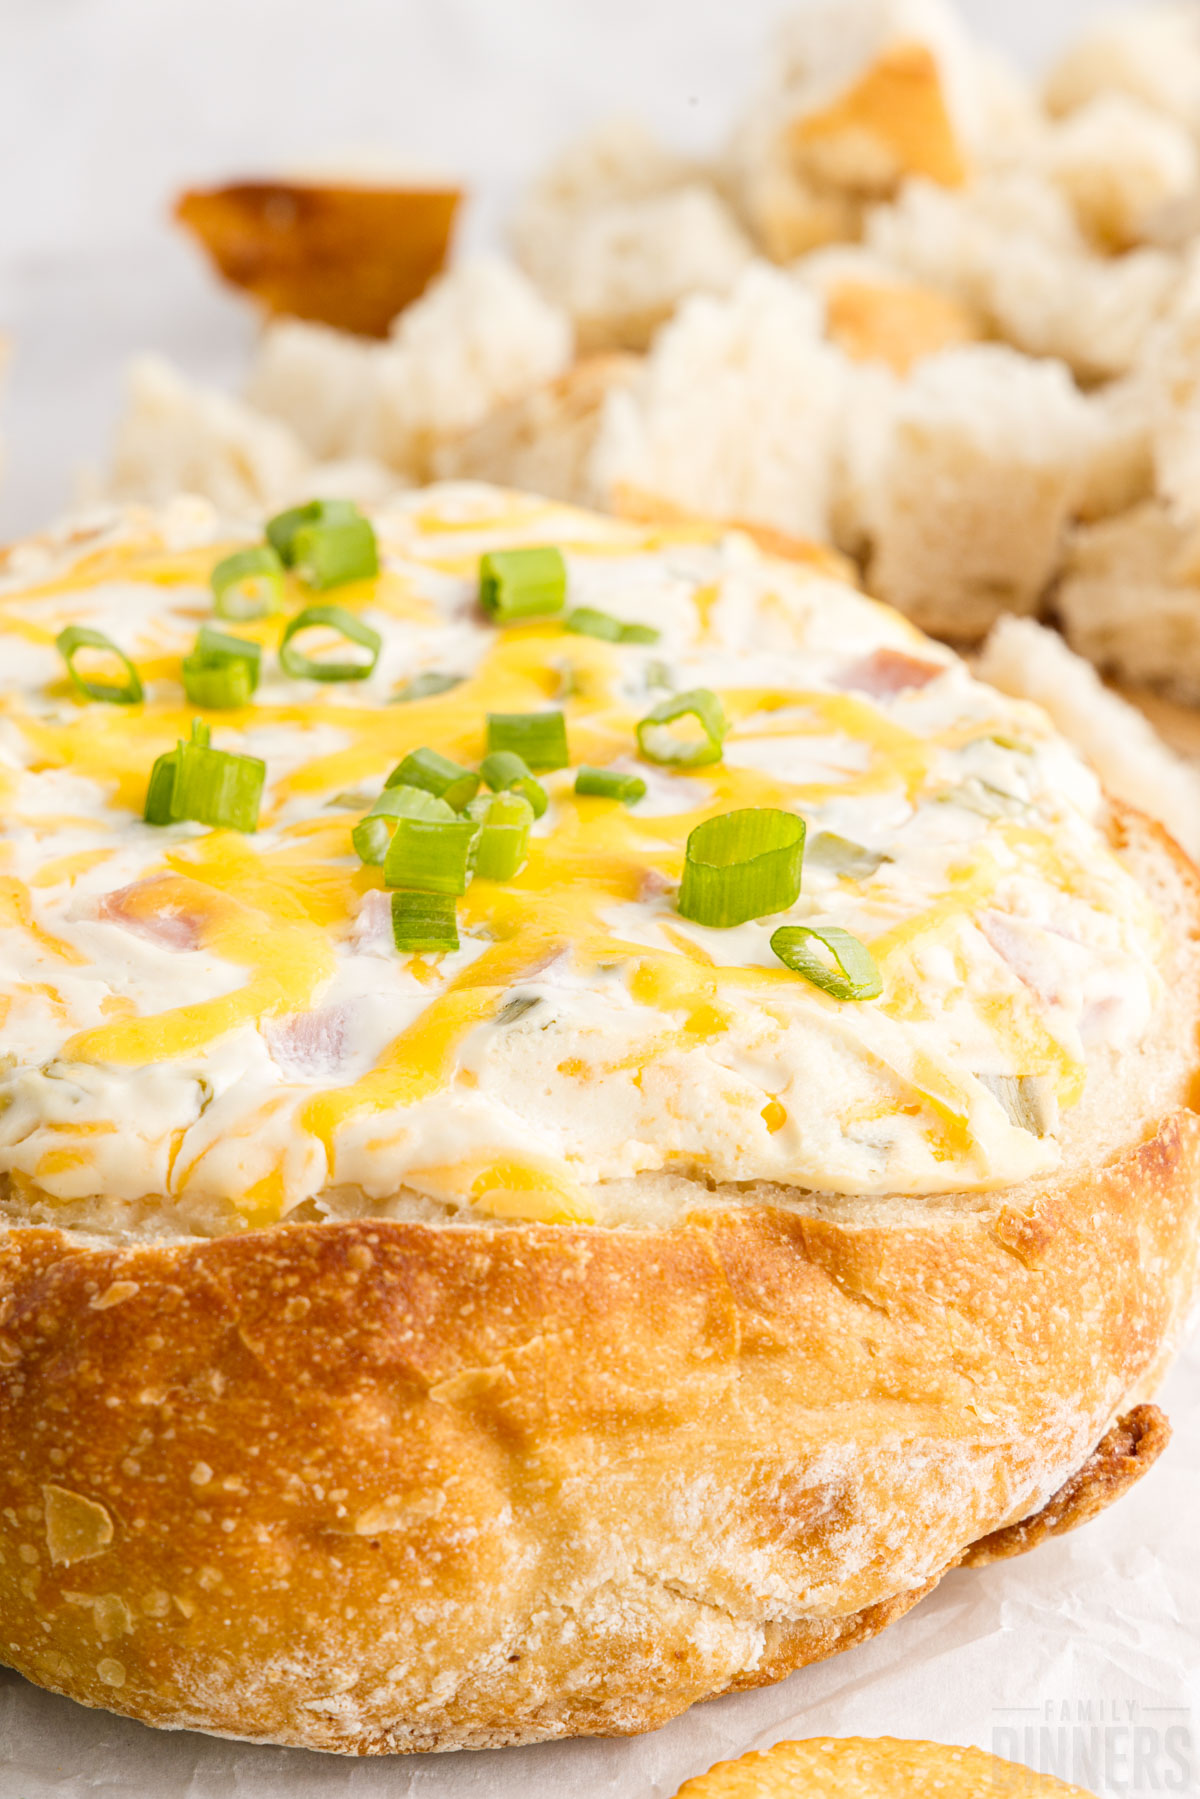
0;483;1197;1753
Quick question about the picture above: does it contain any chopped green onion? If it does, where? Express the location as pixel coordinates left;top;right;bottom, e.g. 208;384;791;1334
564;607;659;645
182;656;255;710
56;625;143;706
279;604;382;683
352;784;455;866
182;625;262;710
467;791;534;881
486;710;568;772
978;1073;1055;1137
211;546;284;620
391;891;459;955
678;809;805;929
293;516;379;591
389;671;464;704
383;812;480;894
479;546;566;623
266;498;361;566
637;688;726;767
385;748;479;811
144;750;180;825
770;924;882;1001
575;766;647;805
479;750;548;818
805;833;887;880
144;722;264;832
189;719;212;748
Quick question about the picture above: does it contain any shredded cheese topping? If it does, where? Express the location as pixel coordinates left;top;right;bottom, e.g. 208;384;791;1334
0;485;1165;1232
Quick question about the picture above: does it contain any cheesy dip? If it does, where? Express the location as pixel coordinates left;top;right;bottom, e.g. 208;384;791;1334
0;485;1164;1236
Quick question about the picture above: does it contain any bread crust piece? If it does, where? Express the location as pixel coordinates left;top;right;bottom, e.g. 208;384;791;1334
2;1096;1199;1753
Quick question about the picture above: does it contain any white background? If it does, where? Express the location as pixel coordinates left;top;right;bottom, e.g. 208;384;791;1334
2;5;1198;1797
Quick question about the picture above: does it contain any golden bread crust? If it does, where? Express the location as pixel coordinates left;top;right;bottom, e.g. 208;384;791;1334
671;1734;1097;1796
2;1104;1198;1752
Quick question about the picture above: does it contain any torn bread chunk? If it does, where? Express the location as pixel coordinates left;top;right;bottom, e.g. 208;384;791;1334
108;356;312;513
799;244;981;371
432;355;640;507
1077;376;1157;523
977;614;1200;860
859;344;1093;641
1058;500;1200;704
358;256;573;479
722;0;1038;262
244;320;380;461
1045;4;1200;132
1040;94;1199;252
513;125;753;353
868;172;1180;383
589;264;846;542
105;357;399;514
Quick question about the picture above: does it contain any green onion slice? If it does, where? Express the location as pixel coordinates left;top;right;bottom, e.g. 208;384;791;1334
145;722;264;832
211;546;284;621
637;688;726;767
56;625;143;706
467;791;535;882
678;809;805;929
383;811;480;894
486;710;568;772
266;498;361;567
805;832;887;880
564;607;660;645
479;749;548;818
391;891;459;955
279;604;382;683
575;766;647;805
385;748;479;811
389;671;465;704
352;784;455;866
479;546;566;623
182;625;262;710
293;516;379;592
770;924;883;1002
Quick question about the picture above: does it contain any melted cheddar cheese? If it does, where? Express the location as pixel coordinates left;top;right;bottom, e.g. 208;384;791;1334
0;486;1165;1231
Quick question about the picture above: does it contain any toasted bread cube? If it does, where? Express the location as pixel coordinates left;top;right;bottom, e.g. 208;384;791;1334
1045;4;1200;128
862;344;1093;640
1058;501;1200;702
589;265;845;542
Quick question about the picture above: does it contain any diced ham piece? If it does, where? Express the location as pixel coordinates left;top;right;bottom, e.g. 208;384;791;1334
351;888;394;954
97;880;203;952
264;1007;348;1078
841;648;946;699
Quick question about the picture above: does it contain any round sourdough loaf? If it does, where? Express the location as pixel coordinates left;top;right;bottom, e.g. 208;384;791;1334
0;489;1198;1752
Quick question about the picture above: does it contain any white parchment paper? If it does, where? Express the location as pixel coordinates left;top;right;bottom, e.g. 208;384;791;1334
3;1331;1197;1799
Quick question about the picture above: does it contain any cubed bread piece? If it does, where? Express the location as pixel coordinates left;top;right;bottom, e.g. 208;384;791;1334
722;0;1041;262
108;356;312;513
1040;94;1199;250
589;264;846;542
432;355;641;507
862;344;1093;640
244;320;380;461
977;614;1200;859
868;172;1180;382
1058;500;1200;702
799;244;981;371
359;257;573;478
1076;377;1157;522
515;183;753;353
514;121;752;352
1045;4;1200;130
